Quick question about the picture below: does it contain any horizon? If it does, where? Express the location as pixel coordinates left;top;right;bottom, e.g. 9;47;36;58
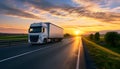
0;0;120;35
0;29;120;35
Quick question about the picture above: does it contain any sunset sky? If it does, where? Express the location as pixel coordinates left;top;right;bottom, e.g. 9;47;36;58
0;0;120;35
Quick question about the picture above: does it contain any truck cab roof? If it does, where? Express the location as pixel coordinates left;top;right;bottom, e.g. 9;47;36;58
30;22;47;27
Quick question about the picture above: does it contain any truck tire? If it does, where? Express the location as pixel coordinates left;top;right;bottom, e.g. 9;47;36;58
43;39;47;44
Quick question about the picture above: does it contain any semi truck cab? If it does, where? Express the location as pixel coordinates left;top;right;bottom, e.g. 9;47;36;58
28;23;48;44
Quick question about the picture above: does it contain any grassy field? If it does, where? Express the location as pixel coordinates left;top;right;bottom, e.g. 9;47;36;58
0;35;28;40
82;37;120;69
0;34;28;47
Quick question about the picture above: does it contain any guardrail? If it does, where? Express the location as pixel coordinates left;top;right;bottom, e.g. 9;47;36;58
0;39;27;47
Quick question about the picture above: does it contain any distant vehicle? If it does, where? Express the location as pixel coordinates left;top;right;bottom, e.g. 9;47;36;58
28;22;63;45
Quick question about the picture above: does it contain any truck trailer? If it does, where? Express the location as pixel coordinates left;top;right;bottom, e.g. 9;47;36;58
28;22;63;44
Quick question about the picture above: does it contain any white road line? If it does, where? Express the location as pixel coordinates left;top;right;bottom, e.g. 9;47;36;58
0;40;74;63
76;39;81;69
0;46;51;63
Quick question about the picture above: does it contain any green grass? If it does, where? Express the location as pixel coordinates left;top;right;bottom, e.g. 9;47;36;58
89;36;120;54
0;35;28;40
83;37;120;69
99;36;120;54
101;45;120;54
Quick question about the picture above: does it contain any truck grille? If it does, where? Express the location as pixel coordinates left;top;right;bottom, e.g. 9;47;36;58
30;35;39;42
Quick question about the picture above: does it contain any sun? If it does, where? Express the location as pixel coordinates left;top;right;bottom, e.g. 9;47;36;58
74;30;85;36
75;30;80;35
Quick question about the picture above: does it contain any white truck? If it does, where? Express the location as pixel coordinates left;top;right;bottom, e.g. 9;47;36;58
28;22;63;44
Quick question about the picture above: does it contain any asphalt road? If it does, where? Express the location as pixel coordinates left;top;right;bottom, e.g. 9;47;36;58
0;37;86;69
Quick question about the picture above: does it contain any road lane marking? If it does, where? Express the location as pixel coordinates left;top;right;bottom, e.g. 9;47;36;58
0;40;74;63
0;46;51;63
76;39;81;69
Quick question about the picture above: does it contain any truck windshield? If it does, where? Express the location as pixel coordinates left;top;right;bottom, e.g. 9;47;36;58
29;27;42;33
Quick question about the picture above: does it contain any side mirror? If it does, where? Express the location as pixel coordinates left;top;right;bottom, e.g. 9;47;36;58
42;28;45;33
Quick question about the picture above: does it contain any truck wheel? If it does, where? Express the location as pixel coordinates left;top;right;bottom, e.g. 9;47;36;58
43;39;47;44
51;39;54;43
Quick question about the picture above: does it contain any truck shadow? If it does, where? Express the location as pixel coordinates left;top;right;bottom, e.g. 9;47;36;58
29;41;63;47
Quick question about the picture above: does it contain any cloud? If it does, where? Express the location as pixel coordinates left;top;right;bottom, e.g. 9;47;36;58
82;12;120;23
112;7;120;12
70;0;120;22
0;0;120;24
18;0;120;23
19;0;73;9
0;1;41;19
72;0;102;11
17;0;74;17
63;24;105;29
0;27;27;33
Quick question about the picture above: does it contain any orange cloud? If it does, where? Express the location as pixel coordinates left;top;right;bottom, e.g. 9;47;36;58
0;27;27;34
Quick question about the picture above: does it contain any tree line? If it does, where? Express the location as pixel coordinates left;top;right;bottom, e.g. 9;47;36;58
89;32;120;47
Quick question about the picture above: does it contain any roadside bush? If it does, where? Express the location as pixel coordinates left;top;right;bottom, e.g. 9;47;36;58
64;33;71;37
104;32;120;47
94;32;100;41
89;34;94;40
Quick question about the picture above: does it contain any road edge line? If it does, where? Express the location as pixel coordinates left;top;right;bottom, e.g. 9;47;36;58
76;39;81;69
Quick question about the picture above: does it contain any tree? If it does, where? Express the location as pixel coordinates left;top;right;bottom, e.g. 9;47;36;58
94;32;100;41
89;34;94;40
64;33;71;37
104;32;120;47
